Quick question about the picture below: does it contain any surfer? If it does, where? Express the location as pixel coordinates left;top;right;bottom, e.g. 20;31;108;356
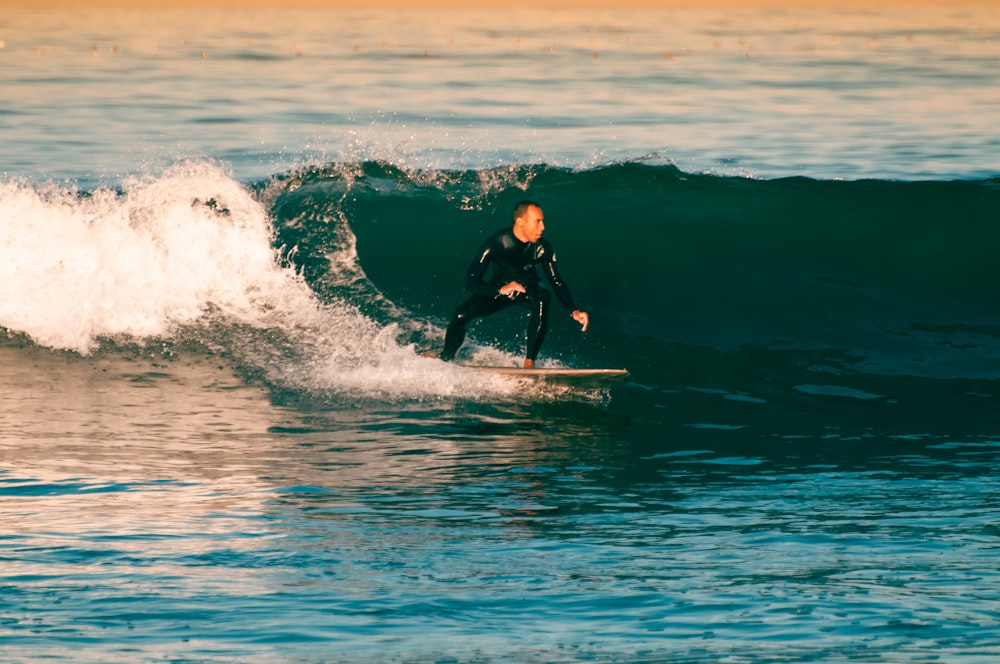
437;200;589;368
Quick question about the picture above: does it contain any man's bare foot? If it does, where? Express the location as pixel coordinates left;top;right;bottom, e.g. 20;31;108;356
523;359;535;369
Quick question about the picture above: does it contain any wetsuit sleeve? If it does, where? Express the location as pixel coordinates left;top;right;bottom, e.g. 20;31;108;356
463;240;502;298
542;250;578;311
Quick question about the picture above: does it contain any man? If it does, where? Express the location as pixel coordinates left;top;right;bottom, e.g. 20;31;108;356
438;200;589;368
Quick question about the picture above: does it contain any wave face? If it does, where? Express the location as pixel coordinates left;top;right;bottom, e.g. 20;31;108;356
263;161;1000;379
4;161;1000;404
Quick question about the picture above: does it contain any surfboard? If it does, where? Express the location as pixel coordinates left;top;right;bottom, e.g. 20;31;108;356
466;366;630;388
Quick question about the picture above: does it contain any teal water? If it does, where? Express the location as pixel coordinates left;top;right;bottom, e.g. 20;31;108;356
2;3;1000;662
4;344;1000;662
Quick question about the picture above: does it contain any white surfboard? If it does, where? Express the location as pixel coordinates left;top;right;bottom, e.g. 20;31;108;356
466;366;630;388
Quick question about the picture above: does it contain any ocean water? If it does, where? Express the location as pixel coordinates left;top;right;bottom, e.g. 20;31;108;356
2;2;1000;662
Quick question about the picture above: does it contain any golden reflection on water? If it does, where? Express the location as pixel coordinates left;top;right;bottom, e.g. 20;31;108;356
0;342;608;526
0;346;276;476
0;345;282;545
2;2;996;181
7;4;997;117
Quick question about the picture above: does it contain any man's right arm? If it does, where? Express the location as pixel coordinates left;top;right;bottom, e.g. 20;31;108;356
464;242;501;297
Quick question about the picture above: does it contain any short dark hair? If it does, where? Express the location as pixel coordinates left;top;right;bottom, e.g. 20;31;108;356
512;200;541;223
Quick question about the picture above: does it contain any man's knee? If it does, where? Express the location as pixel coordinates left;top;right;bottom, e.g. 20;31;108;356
450;307;475;328
532;289;552;317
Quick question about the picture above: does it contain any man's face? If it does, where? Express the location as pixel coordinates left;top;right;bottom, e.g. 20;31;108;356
516;205;545;243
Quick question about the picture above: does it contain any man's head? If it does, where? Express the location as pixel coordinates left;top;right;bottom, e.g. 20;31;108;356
512;200;545;243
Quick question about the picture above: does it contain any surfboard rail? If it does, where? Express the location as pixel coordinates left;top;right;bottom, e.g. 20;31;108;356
464;366;630;387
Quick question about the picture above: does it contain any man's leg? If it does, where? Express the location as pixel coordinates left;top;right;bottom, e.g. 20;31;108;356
440;295;508;361
524;289;552;365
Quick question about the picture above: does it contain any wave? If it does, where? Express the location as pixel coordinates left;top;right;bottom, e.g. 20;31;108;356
0;162;552;400
4;160;1000;402
263;160;1000;379
0;162;327;352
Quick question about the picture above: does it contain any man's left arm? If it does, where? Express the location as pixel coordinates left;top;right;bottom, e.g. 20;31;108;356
542;248;589;331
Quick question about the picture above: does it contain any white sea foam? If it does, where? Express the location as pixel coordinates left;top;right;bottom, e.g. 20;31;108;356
0;161;302;352
0;162;527;399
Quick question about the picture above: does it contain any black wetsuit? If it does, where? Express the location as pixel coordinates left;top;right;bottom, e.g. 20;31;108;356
440;227;577;362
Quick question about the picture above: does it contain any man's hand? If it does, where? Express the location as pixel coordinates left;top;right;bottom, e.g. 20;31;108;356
499;281;527;298
572;310;589;332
